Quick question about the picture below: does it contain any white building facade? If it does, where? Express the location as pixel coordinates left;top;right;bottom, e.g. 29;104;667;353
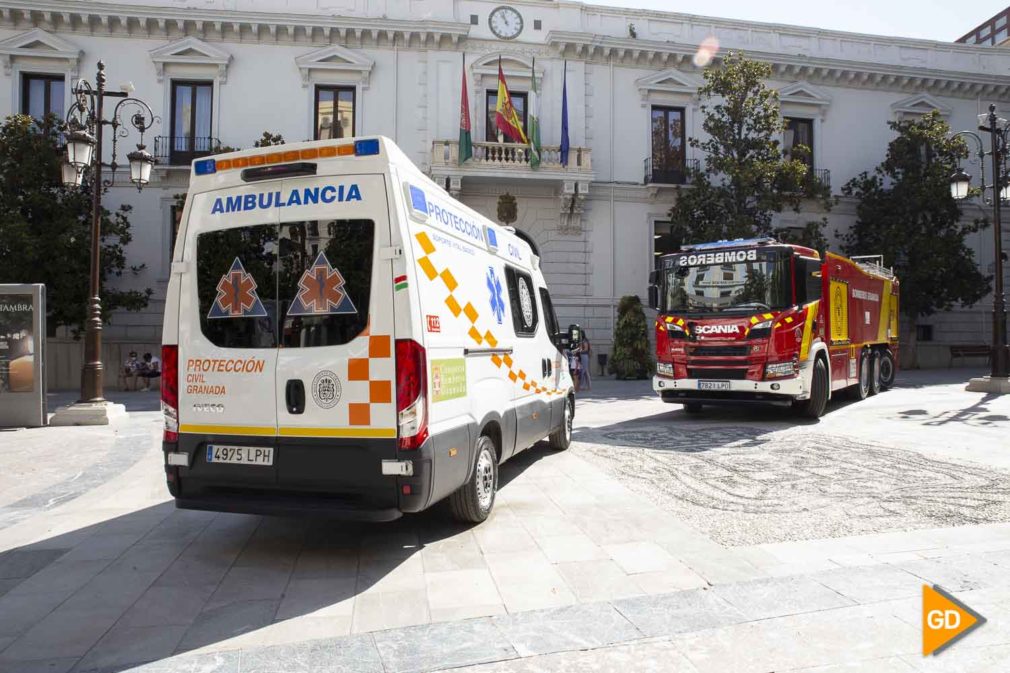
2;0;1009;380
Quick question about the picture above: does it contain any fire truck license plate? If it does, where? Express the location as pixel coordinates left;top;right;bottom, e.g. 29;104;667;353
206;445;274;466
698;380;731;391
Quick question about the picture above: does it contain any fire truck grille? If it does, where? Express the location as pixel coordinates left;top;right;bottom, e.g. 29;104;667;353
688;368;749;380
689;346;749;357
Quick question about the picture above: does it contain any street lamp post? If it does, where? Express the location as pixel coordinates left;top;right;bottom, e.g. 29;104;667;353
950;103;1010;393
51;61;157;425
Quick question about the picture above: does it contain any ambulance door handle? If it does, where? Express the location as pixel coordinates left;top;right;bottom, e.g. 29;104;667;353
286;379;305;415
542;358;548;378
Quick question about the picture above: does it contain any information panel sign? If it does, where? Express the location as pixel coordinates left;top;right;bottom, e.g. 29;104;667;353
0;284;46;427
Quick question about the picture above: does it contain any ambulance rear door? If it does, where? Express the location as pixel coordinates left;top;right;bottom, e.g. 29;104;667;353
273;174;398;498
179;186;281;442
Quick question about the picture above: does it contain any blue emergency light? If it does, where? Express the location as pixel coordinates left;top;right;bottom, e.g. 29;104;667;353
354;139;380;156
193;158;217;175
681;237;776;251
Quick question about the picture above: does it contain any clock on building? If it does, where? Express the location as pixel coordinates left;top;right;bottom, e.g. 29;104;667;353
489;6;523;40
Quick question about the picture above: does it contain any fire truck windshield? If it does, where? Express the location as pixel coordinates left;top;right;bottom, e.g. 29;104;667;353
659;248;792;314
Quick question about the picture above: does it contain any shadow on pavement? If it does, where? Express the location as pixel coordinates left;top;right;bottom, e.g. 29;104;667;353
0;443;547;673
47;390;162;413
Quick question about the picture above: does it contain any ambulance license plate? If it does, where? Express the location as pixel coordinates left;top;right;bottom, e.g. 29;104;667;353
206;445;273;466
698;380;731;391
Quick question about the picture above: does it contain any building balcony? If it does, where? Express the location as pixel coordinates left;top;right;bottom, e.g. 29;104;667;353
811;168;831;191
644;158;700;187
154;135;221;167
430;140;593;184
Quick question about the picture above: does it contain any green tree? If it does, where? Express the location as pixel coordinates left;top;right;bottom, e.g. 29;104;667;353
841;111;989;365
608;295;653;379
668;52;832;251
0;114;151;336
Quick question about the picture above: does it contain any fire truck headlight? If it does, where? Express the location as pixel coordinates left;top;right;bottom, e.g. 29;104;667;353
656;362;674;377
765;361;798;378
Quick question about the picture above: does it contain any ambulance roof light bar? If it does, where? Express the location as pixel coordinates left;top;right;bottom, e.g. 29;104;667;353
192;138;381;176
680;237;777;252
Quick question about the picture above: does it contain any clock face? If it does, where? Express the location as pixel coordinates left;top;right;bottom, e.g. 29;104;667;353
489;6;523;40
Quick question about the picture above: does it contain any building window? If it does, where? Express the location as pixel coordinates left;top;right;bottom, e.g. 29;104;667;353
21;73;65;120
916;325;933;342
534;19;542;30
653;220;681;268
470;14;479;25
170;80;214;165
784;117;814;168
486;90;527;142
314;86;355;140
650;106;686;184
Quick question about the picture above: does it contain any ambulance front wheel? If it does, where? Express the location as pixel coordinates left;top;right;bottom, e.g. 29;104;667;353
878;350;896;390
548;397;573;451
449;435;498;524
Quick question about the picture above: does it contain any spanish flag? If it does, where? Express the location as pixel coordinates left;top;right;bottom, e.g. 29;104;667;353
495;57;527;144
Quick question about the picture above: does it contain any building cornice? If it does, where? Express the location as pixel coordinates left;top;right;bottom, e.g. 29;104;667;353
547;32;1010;100
0;1;470;49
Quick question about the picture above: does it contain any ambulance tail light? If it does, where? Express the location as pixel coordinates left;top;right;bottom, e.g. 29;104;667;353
396;339;428;450
161;345;179;443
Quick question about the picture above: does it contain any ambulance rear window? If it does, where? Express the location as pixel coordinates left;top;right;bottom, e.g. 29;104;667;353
197;224;279;349
279;219;374;348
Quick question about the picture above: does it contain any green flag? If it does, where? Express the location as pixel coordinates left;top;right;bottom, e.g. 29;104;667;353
528;59;541;169
459;53;472;165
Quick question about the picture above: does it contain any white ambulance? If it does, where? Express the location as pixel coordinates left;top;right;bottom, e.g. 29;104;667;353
161;137;575;523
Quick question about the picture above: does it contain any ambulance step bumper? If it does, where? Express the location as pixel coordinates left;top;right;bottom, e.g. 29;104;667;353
174;489;403;522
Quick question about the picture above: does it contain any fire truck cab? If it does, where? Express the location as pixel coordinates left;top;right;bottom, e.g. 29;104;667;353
648;238;899;418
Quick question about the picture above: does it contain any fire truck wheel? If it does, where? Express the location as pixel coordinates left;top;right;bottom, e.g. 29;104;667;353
878;351;896;390
851;349;871;401
796;358;829;419
868;351;881;396
683;402;703;414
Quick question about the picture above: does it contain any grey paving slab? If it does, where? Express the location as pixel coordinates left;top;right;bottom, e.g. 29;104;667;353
432;638;700;673
0;548;69;579
903;642;1010;672
372;618;516;673
121;650;240;673
240;634;382;673
612;587;746;638
120;584;218;628
897;556;1010;594
491;602;644;657
0;656;78;673
6;559;110;598
712;575;856;621
0;589;67;638
175;600;280;653
274;577;356;620
0;579;18;599
204;565;294;611
72;624;189;673
809;564;925;604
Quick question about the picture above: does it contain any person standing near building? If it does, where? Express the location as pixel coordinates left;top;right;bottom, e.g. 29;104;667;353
579;336;592;391
138;352;161;392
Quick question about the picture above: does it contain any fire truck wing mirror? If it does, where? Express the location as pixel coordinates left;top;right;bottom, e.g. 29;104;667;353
801;258;823;303
648;284;660;311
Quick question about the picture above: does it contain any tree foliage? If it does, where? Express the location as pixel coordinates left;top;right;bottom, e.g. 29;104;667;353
841;111;989;322
0;114;151;336
668;52;832;250
608;295;653;379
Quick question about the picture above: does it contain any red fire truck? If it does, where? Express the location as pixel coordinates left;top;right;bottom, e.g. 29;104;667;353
648;238;899;418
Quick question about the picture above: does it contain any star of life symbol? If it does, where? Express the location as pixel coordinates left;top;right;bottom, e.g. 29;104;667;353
287;251;358;317
207;258;268;319
487;266;506;325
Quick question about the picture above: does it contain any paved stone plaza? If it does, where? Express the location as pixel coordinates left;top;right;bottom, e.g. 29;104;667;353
0;370;1008;672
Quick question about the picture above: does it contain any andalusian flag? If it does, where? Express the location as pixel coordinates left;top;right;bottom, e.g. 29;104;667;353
528;58;541;168
495;56;527;144
459;53;472;165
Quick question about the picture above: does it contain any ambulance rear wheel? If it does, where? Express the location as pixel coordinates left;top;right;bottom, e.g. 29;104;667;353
449;435;498;524
868;351;881;396
548;397;573;451
851;350;871;401
878;350;896;390
796;358;828;419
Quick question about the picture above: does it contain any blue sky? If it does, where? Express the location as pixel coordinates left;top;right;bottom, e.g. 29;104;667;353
584;0;1006;42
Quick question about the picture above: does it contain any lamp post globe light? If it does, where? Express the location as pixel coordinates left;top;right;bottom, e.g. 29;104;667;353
50;60;158;426
949;103;1010;394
